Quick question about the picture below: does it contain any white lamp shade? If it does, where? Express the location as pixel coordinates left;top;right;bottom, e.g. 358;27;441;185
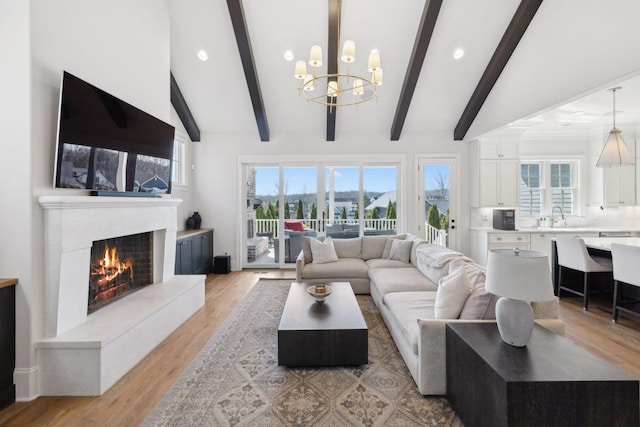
368;50;381;72
485;249;555;302
303;74;314;92
372;68;383;86
309;45;323;67
353;79;364;96
341;40;355;63
596;129;634;167
294;61;307;79
327;80;339;97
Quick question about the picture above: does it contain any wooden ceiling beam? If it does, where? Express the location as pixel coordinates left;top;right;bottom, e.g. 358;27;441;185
390;0;443;141
170;72;201;142
326;0;340;142
227;0;270;141
454;0;543;141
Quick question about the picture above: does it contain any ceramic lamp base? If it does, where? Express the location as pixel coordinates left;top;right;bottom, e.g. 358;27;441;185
495;297;534;347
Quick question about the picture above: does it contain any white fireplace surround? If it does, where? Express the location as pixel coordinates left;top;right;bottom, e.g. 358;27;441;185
36;196;205;395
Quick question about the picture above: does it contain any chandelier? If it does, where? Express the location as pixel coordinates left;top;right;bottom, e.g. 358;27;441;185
294;40;383;112
596;87;634;168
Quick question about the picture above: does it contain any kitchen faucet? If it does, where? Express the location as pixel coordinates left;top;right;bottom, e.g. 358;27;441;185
551;205;565;227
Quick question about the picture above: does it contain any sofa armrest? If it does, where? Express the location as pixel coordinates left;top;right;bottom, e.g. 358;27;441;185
415;316;564;395
295;250;305;282
416;318;495;395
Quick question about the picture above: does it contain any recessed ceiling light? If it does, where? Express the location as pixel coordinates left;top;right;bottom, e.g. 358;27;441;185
197;50;208;61
453;48;464;59
284;50;294;61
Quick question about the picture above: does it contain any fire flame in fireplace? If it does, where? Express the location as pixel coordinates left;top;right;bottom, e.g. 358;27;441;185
90;243;134;306
98;245;133;284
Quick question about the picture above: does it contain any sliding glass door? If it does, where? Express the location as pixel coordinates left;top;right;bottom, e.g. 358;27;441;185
243;161;400;268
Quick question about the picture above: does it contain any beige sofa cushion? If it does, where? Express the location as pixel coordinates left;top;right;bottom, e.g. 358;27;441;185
383;291;437;355
361;235;403;260
302;258;369;280
403;233;427;266
332;237;362;259
369;267;437;299
365;258;409;269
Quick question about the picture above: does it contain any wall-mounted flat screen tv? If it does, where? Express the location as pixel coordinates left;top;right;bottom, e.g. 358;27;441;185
54;71;175;195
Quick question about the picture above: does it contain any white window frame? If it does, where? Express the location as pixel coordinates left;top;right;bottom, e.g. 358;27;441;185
171;131;188;188
520;158;581;217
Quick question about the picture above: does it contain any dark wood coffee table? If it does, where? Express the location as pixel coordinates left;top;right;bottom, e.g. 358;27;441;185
446;323;639;427
277;282;368;367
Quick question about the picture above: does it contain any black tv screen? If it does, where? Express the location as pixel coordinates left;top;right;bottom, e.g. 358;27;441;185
54;71;175;194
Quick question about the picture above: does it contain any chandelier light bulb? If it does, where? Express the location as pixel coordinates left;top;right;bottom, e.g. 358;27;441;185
368;50;381;72
341;40;356;63
327;81;339;98
372;68;383;86
309;45;323;67
294;61;307;79
303;74;314;92
353;79;364;96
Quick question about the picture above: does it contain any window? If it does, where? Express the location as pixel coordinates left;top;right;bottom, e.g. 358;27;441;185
520;160;578;216
172;133;187;185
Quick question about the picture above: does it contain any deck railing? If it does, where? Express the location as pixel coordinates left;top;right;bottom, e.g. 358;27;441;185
425;223;448;246
254;218;398;237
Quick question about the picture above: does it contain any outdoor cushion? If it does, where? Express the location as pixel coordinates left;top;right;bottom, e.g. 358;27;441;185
284;220;304;231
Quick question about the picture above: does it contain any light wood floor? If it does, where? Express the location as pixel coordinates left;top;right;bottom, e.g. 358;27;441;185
1;270;639;426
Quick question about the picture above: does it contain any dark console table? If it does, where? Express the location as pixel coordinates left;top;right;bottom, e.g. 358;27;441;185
0;278;17;410
446;323;639;427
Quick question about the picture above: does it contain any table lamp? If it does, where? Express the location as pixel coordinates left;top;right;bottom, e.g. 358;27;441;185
485;249;555;347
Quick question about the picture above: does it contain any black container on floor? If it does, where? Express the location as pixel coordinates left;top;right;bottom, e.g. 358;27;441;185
214;255;231;274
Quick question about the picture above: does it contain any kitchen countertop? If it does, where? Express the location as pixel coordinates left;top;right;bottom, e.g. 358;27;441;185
470;227;640;234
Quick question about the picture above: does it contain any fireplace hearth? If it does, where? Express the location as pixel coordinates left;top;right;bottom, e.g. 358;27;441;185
89;232;153;313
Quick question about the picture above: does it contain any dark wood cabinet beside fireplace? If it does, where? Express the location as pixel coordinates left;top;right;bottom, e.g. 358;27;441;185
175;229;213;275
0;278;17;410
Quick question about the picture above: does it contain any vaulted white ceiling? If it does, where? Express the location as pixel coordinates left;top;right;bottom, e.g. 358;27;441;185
168;0;640;143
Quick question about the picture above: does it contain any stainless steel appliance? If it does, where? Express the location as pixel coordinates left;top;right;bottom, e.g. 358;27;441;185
493;209;516;230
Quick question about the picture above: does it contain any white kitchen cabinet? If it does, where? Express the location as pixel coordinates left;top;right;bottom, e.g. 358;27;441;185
479;159;520;207
480;139;519;159
530;232;555;265
604;166;635;206
470;231;529;266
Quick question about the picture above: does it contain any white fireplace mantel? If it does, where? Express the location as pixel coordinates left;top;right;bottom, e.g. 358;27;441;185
39;195;182;337
36;195;205;395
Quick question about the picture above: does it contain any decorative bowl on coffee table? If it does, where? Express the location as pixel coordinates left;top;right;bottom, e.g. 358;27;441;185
307;285;333;302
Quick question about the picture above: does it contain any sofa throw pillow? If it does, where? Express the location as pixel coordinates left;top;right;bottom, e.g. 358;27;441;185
300;236;325;263
387;239;413;263
454;263;493;320
310;236;339;264
434;267;471;319
382;238;394;259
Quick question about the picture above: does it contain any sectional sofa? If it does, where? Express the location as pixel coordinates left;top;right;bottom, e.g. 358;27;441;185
295;233;564;395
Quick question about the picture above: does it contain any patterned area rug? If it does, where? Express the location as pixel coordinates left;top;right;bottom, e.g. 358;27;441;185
143;280;460;426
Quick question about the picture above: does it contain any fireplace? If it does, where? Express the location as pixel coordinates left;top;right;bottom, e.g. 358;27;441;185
36;196;205;396
88;232;153;314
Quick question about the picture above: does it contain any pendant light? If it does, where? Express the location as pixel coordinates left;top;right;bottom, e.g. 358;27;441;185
596;87;634;168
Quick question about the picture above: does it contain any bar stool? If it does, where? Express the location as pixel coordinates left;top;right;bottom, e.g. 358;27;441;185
611;243;640;323
555;237;613;310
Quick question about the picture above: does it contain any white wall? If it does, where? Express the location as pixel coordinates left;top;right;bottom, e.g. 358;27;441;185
6;0;172;400
192;130;471;269
0;0;35;400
